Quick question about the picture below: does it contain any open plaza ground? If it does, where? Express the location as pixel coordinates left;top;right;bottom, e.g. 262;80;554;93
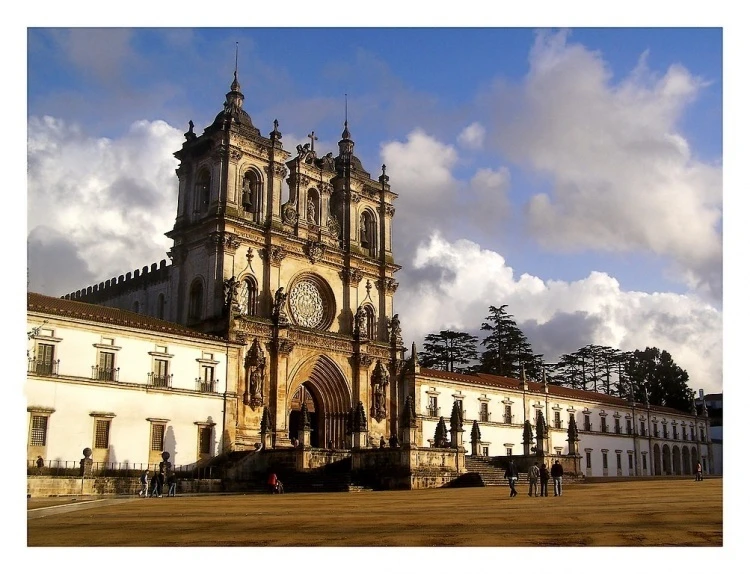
27;478;722;547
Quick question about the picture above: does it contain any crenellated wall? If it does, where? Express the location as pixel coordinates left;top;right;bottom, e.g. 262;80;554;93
63;259;171;303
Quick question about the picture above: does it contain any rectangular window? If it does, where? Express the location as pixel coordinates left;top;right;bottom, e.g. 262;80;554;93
584;414;591;431
482;446;489;457
153;359;169;387
628;453;633;469
199;427;212;455
642;454;648;472
151;423;165;451
37;343;55;375
682;427;687;440
600;416;607;433
456;399;463;417
640;420;645;436
616;453;622;470
653;423;658;437
626;419;632;435
97;351;115;381
554;411;561;428
700;428;705;442
691;427;695;441
506;447;512;457
30;415;48;446
614;419;621;434
586;452;592;469
94;420;110;449
479;402;489;422
428;396;438;417
662;423;668;437
672;425;678;440
200;365;215;392
504;405;512;424
602;452;608;469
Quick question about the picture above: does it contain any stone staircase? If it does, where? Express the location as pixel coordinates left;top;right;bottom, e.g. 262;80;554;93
464;456;529;487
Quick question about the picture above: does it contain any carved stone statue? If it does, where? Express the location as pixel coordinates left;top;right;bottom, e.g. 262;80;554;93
354;306;367;338
307;198;316;224
223;276;238;310
272;287;288;324
388;314;402;347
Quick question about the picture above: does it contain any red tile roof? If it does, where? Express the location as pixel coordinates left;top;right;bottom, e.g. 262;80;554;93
27;292;230;343
418;368;694;417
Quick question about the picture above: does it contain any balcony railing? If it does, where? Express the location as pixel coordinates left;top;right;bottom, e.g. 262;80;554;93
503;414;514;425
614;425;621;434
600;424;609;433
148;373;173;388
427;406;440;417
479;412;491;423
196;378;218;393
92;366;120;382
27;359;59;376
584;423;592;432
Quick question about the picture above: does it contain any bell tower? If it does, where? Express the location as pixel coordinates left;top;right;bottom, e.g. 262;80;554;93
167;64;403;450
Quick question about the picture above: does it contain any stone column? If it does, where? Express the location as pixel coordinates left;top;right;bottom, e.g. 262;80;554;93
79;448;93;478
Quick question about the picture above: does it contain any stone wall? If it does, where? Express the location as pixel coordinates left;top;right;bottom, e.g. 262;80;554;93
352;446;463;490
27;476;223;497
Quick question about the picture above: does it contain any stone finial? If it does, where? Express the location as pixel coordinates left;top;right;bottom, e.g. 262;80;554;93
300;402;311;430
567;413;579;442
450;400;463;431
470;420;481;442
401;395;417;428
523;419;533;445
434;416;448;448
353;401;368;432
691;394;698;416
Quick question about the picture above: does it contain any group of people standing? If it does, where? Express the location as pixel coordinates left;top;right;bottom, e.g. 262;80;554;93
139;469;177;498
505;460;565;498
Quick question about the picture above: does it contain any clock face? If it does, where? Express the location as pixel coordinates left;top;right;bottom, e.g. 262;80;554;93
288;279;326;329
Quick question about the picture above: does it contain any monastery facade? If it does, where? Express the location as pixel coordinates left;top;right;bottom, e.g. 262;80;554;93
28;70;714;482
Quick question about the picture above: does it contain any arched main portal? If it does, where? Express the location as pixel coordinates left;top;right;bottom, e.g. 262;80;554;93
653;444;662;475
287;355;352;449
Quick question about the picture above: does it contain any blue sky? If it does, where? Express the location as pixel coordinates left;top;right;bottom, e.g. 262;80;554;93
24;19;727;401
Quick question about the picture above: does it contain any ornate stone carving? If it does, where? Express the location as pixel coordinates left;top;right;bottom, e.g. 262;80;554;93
357;353;373;368
385;205;395;217
229;146;243;161
276;339;295;355
304;240;326;264
350;191;361;203
387;314;403;347
208;231;241;253
223;276;239;313
288;280;325;328
320;182;334;195
246;247;254;266
326;216;341;237
167;245;187;265
283;205;298;225
261;246;287;266
271;287;289;326
243;338;266;409
341;267;364;285
376;278;399;293
354;305;367;340
370;360;388;423
273;164;288;178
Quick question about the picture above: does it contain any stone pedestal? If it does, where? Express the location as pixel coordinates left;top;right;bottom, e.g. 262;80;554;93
353;431;368;449
298;427;311;447
261;430;273;450
471;439;481;457
401;426;417;446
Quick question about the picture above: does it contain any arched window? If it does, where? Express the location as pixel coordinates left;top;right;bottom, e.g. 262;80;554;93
188;280;203;323
242;169;262;221
307;188;320;225
360;210;377;257
364;305;376;340
241;277;258;316
157;293;166;319
195;170;211;213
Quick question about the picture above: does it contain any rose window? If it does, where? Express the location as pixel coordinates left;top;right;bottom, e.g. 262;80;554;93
289;280;326;328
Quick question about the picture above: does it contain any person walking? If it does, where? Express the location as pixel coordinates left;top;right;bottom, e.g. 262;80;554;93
539;463;550;497
528;461;540;497
504;460;519;497
551;459;564;496
695;462;703;481
139;470;150;497
150;472;159;498
167;472;177;497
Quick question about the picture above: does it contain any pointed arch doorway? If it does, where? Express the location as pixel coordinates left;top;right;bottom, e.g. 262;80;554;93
288;355;352;449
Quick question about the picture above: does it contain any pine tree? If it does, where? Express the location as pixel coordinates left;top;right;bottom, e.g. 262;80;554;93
418;330;478;373
479;305;539;378
625;347;693;411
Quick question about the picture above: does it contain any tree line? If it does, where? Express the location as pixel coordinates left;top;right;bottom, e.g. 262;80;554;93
417;304;696;412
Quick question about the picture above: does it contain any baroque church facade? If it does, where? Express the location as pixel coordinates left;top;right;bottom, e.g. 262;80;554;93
50;70;715;482
65;70;405;452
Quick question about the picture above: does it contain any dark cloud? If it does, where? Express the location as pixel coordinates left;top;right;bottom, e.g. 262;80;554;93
519;311;600;362
27;226;97;297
